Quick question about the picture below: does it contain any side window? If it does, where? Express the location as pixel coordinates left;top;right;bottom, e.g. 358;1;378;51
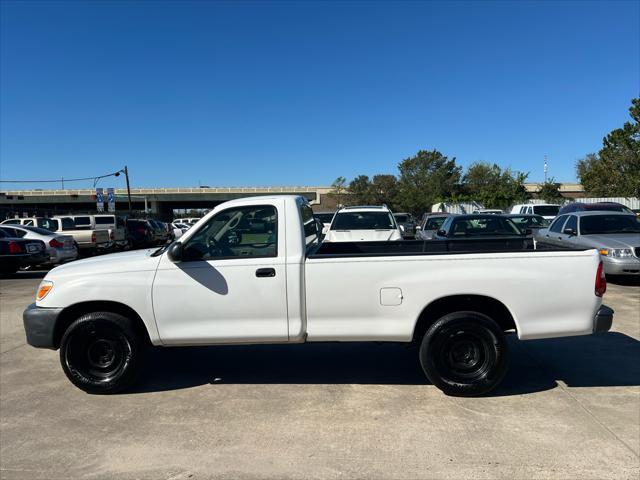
300;203;318;247
519;206;526;214
23;219;34;226
60;218;75;231
182;205;278;261
549;215;568;233
564;215;578;233
3;219;20;224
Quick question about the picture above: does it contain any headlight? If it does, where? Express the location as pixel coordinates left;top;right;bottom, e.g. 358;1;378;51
36;280;53;301
599;248;633;258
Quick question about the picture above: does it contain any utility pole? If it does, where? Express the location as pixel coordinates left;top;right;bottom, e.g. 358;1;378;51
124;166;132;212
543;154;548;183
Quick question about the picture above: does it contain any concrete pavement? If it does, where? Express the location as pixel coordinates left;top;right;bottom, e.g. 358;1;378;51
1;272;638;479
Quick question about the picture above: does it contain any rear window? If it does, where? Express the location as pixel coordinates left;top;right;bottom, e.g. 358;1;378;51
300;204;318;247
580;215;640;235
451;217;520;236
424;216;447;230
533;205;560;216
332;211;396;230
95;216;114;225
394;214;410;223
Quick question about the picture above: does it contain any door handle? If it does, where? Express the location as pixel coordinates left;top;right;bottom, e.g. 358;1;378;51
255;268;276;278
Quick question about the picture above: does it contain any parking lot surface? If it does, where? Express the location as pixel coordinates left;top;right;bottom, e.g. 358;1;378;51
1;273;639;479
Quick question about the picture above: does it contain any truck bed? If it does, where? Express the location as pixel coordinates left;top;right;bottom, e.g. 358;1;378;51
310;237;578;258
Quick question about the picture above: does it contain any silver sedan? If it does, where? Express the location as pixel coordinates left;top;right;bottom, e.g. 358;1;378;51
0;225;78;266
536;211;640;275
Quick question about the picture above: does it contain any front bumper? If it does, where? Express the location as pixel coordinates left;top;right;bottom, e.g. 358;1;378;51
602;257;640;275
23;303;64;349
594;305;614;333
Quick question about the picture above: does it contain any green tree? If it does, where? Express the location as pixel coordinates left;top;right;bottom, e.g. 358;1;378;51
462;162;529;209
369;174;399;209
348;175;372;205
536;177;564;204
397;150;462;215
328;176;348;206
577;98;640;197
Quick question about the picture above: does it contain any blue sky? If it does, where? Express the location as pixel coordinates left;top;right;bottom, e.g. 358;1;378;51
1;0;638;189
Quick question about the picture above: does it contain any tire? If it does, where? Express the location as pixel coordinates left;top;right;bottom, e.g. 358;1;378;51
419;311;509;397
59;312;144;394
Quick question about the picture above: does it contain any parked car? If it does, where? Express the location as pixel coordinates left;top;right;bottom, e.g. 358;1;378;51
313;212;335;236
0;229;48;274
175;217;201;226
0;225;77;267
324;206;403;242
510;204;561;220
24;195;612;397
125;219;155;248
417;213;451;240
536;212;640;275
503;214;550;233
432;214;533;249
77;214;129;250
1;216;60;229
50;216;110;255
557;202;634;216
473;209;503;215
147;219;170;245
393;213;417;238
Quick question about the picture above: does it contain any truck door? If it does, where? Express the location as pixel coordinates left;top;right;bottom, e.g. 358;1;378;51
152;200;289;344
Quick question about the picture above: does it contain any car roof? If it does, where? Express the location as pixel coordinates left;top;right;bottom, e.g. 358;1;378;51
568;211;637;217
338;205;391;212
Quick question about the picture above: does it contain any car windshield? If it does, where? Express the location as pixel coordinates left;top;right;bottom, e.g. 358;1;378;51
451;217;521;236
424;216;447;230
533;205;560;216
509;216;549;227
332;211;396;230
315;213;334;223
580;215;640;235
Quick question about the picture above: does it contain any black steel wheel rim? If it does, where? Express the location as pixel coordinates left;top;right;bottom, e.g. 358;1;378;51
65;326;131;383
434;326;496;382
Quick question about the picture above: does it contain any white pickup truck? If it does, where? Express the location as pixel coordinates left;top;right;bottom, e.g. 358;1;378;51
24;195;613;396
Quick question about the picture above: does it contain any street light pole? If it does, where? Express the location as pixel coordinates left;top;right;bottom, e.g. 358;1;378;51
124;166;132;212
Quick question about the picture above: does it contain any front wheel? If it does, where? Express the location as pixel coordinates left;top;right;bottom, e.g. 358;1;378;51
59;312;144;394
419;311;510;397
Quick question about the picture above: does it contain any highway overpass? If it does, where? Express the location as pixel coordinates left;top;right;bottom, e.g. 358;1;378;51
0;183;586;220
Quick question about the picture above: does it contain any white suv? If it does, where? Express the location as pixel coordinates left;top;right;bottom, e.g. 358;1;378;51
323;205;403;242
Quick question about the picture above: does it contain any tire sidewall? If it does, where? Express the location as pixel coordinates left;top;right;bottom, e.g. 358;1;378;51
419;311;510;397
59;312;143;394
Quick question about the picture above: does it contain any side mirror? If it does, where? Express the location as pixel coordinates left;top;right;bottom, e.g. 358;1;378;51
436;229;447;237
563;228;575;236
167;242;183;262
415;225;422;231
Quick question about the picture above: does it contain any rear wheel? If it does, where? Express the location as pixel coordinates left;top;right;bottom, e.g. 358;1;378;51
59;312;144;394
419;311;509;396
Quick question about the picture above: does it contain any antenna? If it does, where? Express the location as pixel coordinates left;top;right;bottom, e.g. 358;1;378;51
543;154;548;183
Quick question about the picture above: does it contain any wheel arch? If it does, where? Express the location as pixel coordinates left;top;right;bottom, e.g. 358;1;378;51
53;301;152;349
412;294;519;343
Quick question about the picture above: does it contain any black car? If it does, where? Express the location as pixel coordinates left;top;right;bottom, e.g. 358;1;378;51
432;214;534;250
125;219;155;248
0;229;48;274
393;213;416;238
558;202;633;216
503;214;550;233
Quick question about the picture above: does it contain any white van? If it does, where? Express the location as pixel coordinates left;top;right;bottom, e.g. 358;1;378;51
510;204;560;220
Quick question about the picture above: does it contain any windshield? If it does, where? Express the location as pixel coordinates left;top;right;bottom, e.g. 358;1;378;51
451;217;521;236
332;211;396;230
533;205;560;216
424;216;447;230
580;215;640;235
509;216;550;228
315;213;334;223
